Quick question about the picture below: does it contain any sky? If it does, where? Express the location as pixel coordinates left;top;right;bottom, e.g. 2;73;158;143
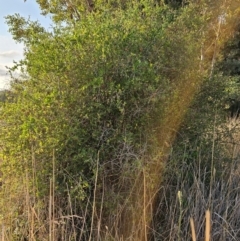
0;0;52;89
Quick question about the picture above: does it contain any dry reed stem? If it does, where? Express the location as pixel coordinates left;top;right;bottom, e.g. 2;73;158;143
205;210;211;241
190;217;196;241
190;209;211;241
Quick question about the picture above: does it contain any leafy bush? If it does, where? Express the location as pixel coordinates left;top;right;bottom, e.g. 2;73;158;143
0;4;180;239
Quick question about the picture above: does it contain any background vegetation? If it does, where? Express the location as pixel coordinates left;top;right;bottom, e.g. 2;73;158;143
0;0;240;240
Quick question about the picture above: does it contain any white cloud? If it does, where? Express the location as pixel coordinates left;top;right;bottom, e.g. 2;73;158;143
0;66;6;74
0;65;8;75
0;35;24;89
0;36;23;66
0;50;21;58
0;64;20;89
0;35;23;52
0;65;10;87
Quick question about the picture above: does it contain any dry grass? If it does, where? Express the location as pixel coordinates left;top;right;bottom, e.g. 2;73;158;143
151;140;240;241
1;122;240;241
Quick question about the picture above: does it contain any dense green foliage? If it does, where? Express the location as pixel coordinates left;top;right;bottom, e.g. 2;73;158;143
1;0;240;240
1;3;181;239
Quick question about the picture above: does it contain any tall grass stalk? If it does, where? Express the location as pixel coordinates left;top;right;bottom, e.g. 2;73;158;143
89;152;99;241
205;210;211;241
190;217;196;241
